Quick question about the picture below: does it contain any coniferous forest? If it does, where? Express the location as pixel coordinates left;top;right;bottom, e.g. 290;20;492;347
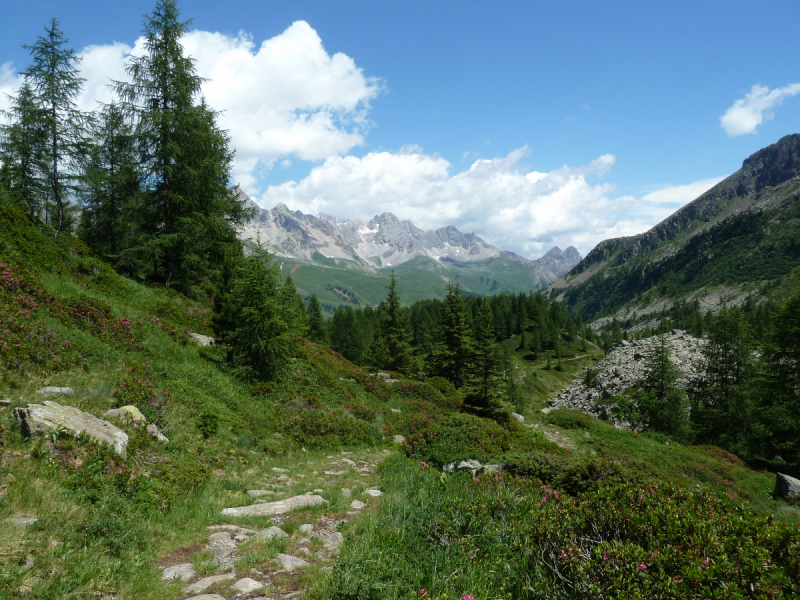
1;2;800;599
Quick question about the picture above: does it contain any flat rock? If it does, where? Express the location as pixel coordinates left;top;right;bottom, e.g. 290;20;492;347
208;531;232;544
276;553;310;572
162;563;195;582
221;494;327;517
187;332;215;346
323;532;343;547
6;517;38;527
272;467;289;473
393;435;405;443
247;490;275;498
13;401;128;458
103;405;146;424
297;524;314;534
349;500;366;511
443;459;483;473
185;573;235;594
186;595;226;600
253;526;287;541
363;489;383;497
511;412;525;423
35;387;74;396
233;578;264;593
0;399;11;407
775;473;800;498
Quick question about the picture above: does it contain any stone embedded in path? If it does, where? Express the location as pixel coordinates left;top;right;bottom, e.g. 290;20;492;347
162;563;195;582
253;525;287;541
363;489;383;497
35;387;74;396
774;473;800;498
276;553;310;572
221;494;327;517
186;595;225;600
185;573;235;594
208;531;232;544
349;500;366;511
297;524;314;534
5;517;38;527
233;578;264;593
13;401;128;458
272;467;289;473
247;489;275;498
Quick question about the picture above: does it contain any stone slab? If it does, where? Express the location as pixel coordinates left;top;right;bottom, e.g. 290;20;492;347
221;494;327;517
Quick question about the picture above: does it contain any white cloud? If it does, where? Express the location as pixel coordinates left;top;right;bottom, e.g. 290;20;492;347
258;147;723;258
720;83;800;137
0;22;383;192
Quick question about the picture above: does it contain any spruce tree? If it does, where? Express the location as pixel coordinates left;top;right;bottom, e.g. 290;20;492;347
437;283;473;388
279;275;307;336
471;300;502;408
21;19;85;233
369;271;412;372
636;335;690;442
306;294;327;343
0;82;47;219
115;0;250;291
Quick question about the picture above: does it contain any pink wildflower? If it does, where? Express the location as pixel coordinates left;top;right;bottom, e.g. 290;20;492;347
637;562;647;571
461;596;477;600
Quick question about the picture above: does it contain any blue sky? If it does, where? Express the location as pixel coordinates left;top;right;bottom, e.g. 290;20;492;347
2;0;799;257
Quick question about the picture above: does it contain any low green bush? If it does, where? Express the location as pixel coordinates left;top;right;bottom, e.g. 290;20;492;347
545;408;596;430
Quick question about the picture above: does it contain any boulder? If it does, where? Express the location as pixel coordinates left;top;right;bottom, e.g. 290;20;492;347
103;405;146;424
393;435;406;444
349;499;366;511
443;459;483;473
253;526;287;541
363;489;383;497
233;578;264;593
13;401;128;458
511;412;525;423
187;332;215;347
35;387;74;396
221;494;327;517
774;473;800;498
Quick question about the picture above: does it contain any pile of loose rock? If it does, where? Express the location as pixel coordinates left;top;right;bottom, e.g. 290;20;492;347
549;330;705;418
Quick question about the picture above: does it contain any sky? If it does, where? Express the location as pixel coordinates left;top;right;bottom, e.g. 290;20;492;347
1;0;799;259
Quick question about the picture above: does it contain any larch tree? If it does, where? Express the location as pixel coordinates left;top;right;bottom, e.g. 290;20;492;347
115;0;250;291
22;18;85;233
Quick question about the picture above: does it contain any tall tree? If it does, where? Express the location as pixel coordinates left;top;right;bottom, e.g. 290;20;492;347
369;272;412;372
22;18;85;233
77;103;140;257
0;82;47;219
436;283;473;388
471;300;502;407
637;335;690;442
306;294;327;343
115;0;250;290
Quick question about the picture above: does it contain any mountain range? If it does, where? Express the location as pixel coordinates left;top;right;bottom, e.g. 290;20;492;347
239;201;581;309
549;133;800;328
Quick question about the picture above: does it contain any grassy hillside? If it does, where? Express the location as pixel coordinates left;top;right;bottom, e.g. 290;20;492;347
1;198;798;599
287;254;556;314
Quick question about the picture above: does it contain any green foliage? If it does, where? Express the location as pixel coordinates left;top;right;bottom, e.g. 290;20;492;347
305;293;327;343
432;283;473;388
219;242;293;380
284;406;382;449
545;408;596;430
196;411;219;439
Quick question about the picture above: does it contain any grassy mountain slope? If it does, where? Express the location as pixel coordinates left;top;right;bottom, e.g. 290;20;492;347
549;134;800;324
288;254;558;313
1;196;798;599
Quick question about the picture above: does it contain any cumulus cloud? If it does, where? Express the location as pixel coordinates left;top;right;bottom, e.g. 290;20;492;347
720;83;800;137
258;147;723;258
0;22;383;191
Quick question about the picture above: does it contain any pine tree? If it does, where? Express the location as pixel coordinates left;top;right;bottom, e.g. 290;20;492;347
329;307;365;364
636;335;690;442
279;275;307;336
21;18;85;233
370;272;412;372
306;294;327;343
115;0;250;291
0;82;47;219
471;300;502;408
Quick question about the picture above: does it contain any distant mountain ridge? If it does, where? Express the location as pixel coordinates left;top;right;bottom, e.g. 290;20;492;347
240;201;580;278
549;133;800;325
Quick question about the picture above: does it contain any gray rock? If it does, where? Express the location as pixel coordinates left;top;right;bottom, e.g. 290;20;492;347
185;573;235;594
349;500;366;511
0;399;11;407
187;332;215;346
233;578;264;593
774;473;800;498
247;490;275;498
363;489;383;497
35;387;74;396
323;532;343;547
272;467;289;473
511;412;524;423
390;408;401;414
276;553;310;572
186;595;226;600
162;563;195;582
208;531;232;544
13;401;128;458
393;435;405;443
443;459;483;473
221;494;327;517
103;405;146;424
297;524;314;534
6;517;38;527
253;525;288;541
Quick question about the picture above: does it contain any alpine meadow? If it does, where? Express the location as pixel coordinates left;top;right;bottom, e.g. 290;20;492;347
1;2;799;599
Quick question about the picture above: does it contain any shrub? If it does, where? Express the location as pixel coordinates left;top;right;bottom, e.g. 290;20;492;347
197;411;219;438
545;408;596;430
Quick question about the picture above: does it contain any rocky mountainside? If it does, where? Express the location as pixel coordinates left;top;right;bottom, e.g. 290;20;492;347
240;202;579;276
549;134;800;325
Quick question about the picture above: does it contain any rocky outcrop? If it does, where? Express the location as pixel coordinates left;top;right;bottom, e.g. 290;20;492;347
550;330;704;419
103;405;169;444
13;401;128;457
187;332;215;347
774;473;800;499
221;493;327;517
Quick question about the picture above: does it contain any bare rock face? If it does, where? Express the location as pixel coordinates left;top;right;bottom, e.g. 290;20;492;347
13;401;128;457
